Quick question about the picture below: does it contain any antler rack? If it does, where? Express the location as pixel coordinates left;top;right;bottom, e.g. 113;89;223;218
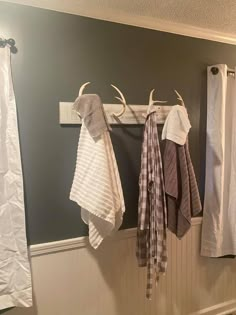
59;83;180;125
77;82;127;118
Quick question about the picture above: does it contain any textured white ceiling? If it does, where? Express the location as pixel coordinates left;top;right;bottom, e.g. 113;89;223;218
76;0;236;34
3;0;236;43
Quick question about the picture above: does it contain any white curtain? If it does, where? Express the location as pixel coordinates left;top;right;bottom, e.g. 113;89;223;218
201;64;236;257
0;46;32;308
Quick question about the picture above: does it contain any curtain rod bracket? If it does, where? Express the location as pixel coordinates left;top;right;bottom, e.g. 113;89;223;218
211;66;235;76
211;67;219;75
0;38;17;53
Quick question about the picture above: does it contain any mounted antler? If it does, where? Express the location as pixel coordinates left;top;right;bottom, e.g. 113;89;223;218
146;89;167;115
75;82;127;118
111;84;127;118
73;82;91;118
79;82;91;97
174;90;185;107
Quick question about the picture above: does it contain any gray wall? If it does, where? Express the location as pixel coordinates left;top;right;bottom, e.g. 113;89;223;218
1;2;236;245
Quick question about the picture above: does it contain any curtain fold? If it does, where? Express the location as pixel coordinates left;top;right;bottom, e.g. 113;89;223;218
0;46;32;309
201;64;236;257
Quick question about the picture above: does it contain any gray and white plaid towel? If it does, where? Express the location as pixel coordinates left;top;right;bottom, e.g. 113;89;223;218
136;111;167;299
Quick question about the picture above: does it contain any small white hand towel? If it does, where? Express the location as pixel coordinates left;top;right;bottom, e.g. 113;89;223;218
70;96;125;249
161;105;191;145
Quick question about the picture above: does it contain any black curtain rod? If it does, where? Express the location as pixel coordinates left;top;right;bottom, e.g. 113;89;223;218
0;37;17;53
211;66;235;75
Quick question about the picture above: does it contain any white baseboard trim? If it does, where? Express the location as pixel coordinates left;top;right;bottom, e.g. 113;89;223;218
30;217;202;257
27;216;236;315
190;299;236;315
192;216;203;226
3;0;236;45
30;227;136;256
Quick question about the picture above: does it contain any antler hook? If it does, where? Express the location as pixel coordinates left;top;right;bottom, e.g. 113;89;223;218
174;90;185;106
111;84;127;118
149;89;167;106
145;89;167;116
73;82;91;118
79;82;91;97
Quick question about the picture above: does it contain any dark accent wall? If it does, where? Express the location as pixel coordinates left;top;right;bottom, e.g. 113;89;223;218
1;2;236;245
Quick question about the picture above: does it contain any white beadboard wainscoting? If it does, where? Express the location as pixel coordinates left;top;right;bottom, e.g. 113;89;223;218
8;217;236;315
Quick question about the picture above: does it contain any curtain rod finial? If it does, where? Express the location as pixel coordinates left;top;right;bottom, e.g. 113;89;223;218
211;67;219;75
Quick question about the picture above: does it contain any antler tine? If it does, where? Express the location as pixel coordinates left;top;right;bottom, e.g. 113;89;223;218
111;84;127;118
174;89;185;106
114;96;124;103
73;82;91;118
149;89;167;106
111;84;126;104
79;82;90;97
149;89;155;106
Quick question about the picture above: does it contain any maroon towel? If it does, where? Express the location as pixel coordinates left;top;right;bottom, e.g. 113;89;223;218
163;140;202;238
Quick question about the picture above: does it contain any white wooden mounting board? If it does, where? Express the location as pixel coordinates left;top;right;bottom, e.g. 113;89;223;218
59;102;172;124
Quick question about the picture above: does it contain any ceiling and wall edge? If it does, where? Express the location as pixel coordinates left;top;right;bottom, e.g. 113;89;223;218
2;0;236;46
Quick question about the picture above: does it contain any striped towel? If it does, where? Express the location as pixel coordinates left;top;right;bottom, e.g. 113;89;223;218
70;121;125;249
163;140;202;238
162;105;201;238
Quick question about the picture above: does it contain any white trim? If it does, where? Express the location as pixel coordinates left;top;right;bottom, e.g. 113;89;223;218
30;227;137;256
190;299;236;315
2;0;236;45
30;217;202;257
192;216;203;226
59;102;172;125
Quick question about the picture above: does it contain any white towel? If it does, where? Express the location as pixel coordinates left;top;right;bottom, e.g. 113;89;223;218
70;123;125;249
161;105;191;145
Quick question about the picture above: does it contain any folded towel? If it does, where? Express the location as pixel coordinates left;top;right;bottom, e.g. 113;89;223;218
70;94;125;248
73;94;111;138
162;105;191;145
163;140;202;238
162;105;201;238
